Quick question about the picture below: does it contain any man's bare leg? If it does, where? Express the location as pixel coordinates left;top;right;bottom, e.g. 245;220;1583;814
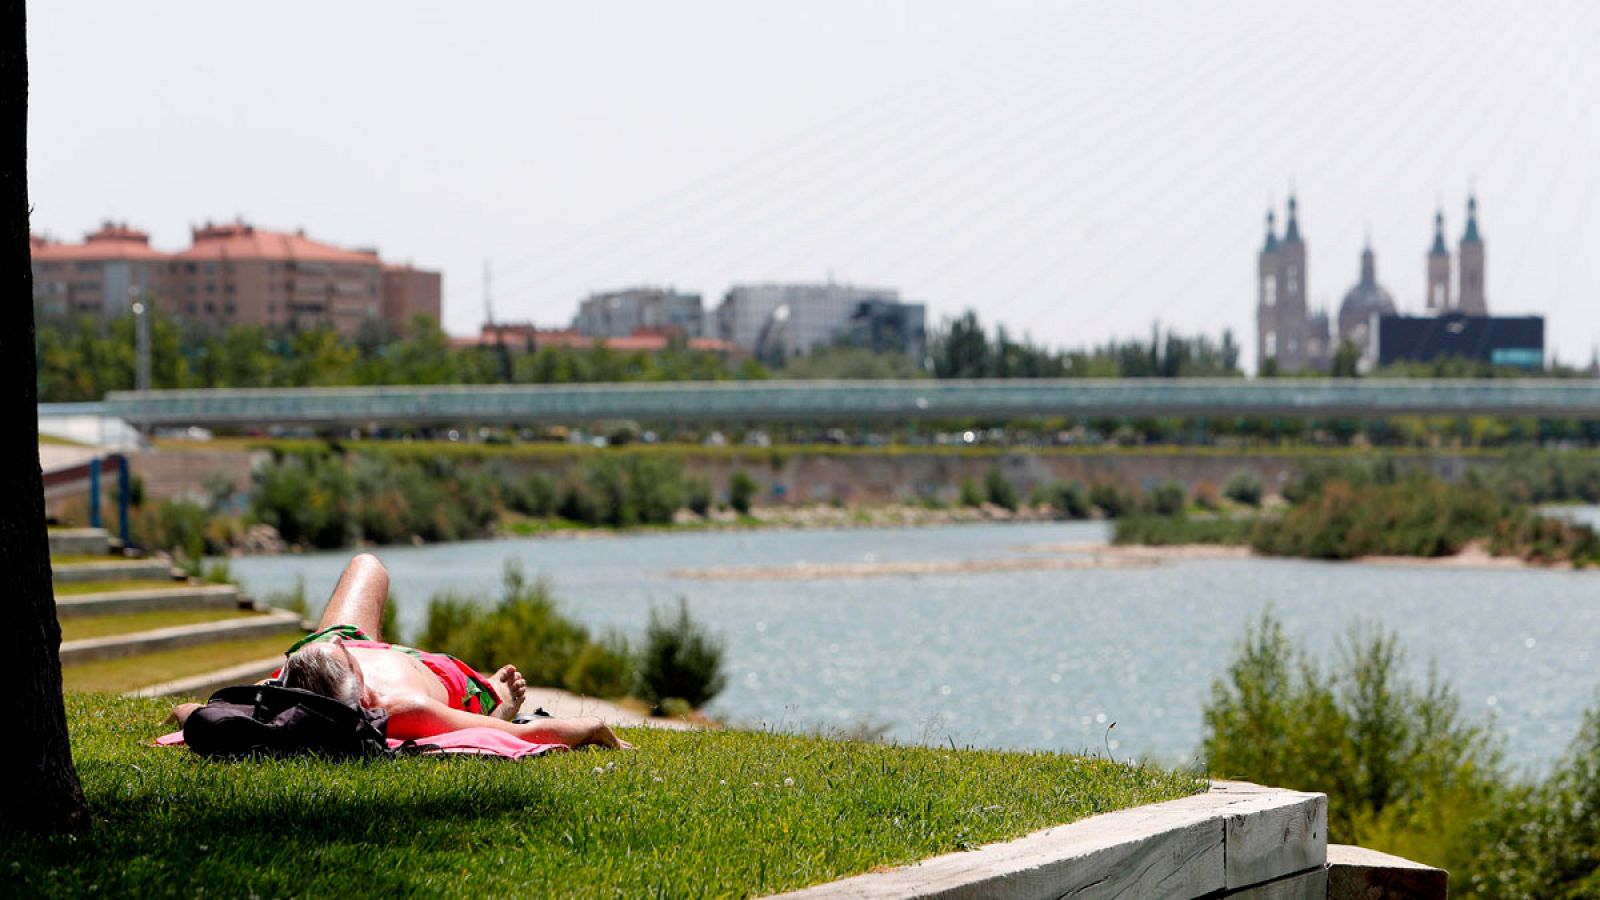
488;665;527;721
316;553;390;640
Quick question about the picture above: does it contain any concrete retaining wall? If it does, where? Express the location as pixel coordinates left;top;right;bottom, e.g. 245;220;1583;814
774;781;1444;899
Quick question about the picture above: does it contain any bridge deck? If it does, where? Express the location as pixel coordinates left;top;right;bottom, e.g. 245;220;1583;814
82;379;1600;427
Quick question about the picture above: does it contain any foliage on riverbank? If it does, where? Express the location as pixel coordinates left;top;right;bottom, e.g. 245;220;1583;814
415;567;726;713
1112;460;1600;566
1204;613;1600;898
1;694;1202;897
1112;515;1256;546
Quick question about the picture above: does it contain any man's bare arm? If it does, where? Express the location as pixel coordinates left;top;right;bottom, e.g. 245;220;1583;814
384;693;633;749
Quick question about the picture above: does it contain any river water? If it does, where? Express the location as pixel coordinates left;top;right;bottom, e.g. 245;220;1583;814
229;521;1600;773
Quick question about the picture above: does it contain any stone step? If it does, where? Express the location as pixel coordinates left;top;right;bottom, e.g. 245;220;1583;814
55;584;245;617
128;657;286;700
60;609;305;666
53;559;179;584
48;527;111;557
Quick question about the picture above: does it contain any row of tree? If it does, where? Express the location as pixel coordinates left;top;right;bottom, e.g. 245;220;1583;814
36;307;1259;402
34;314;763;402
928;311;1242;379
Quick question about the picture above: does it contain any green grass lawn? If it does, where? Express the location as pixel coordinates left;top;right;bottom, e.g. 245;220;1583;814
3;695;1205;897
59;608;262;642
61;636;293;693
53;579;184;597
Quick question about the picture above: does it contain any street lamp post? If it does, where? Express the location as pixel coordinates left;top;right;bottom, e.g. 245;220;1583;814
130;287;150;393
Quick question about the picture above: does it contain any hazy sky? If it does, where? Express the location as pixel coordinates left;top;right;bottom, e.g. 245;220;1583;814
27;1;1600;368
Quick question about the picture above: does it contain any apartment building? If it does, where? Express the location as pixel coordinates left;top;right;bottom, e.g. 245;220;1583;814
31;219;441;335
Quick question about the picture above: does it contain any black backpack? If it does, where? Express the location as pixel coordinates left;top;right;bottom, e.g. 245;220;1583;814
183;684;392;760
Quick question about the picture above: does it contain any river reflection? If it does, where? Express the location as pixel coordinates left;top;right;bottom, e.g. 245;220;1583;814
229;519;1600;772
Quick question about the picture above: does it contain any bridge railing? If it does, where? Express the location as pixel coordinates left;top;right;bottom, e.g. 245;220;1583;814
94;378;1600;428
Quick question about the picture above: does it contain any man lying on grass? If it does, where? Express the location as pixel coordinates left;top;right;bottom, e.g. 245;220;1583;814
172;553;632;750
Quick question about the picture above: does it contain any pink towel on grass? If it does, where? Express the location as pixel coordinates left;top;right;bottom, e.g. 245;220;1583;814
153;727;567;759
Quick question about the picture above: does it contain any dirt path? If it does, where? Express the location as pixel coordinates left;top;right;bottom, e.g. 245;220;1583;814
517;687;698;731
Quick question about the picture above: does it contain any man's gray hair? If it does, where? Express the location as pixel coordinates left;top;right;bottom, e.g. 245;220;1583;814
280;643;364;708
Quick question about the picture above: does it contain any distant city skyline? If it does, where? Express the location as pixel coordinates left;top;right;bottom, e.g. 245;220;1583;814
27;0;1600;370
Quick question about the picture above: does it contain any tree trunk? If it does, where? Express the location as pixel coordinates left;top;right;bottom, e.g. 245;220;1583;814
0;0;89;834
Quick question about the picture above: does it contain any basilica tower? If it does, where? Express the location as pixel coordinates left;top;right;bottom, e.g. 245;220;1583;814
1458;195;1487;314
1426;209;1451;311
1256;209;1281;367
1255;195;1323;372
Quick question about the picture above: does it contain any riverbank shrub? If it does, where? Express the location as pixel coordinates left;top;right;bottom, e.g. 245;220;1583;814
1205;614;1600;895
1148;481;1186;517
1204;613;1506;885
638;598;727;715
958;477;985;508
686;475;713;517
1223;470;1263;506
729;469;758;514
131;498;213;560
1113;515;1255;546
1088;480;1142;518
417;566;635;698
1252;476;1507;559
1487;511;1600;566
510;471;559;518
251;449;715;546
1047;480;1093;519
1469;700;1600;897
984;468;1018;511
1481;448;1600;504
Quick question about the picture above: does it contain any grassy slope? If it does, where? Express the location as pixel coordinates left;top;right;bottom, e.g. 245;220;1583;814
2;695;1204;898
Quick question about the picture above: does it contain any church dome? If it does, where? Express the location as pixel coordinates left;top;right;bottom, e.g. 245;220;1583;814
1337;245;1396;348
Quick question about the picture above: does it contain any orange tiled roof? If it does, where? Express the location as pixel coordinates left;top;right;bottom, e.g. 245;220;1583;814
175;220;380;265
31;221;172;262
453;325;736;354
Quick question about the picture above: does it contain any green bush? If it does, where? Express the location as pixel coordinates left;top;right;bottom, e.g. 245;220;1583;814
556;469;601;525
984;469;1018;511
630;457;686;524
638;598;727;714
1474;699;1600;897
958;477;986;508
1223;470;1263;507
251;451;505;549
1149;481;1187;517
1204;613;1504;881
515;472;560;518
547;456;692;527
1113;515;1254;546
132;498;214;560
729;469;758;515
252;452;355;548
1088;481;1141;518
419;565;592;690
564;631;637;699
685;475;713;517
1254;476;1507;560
1049;480;1093;519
